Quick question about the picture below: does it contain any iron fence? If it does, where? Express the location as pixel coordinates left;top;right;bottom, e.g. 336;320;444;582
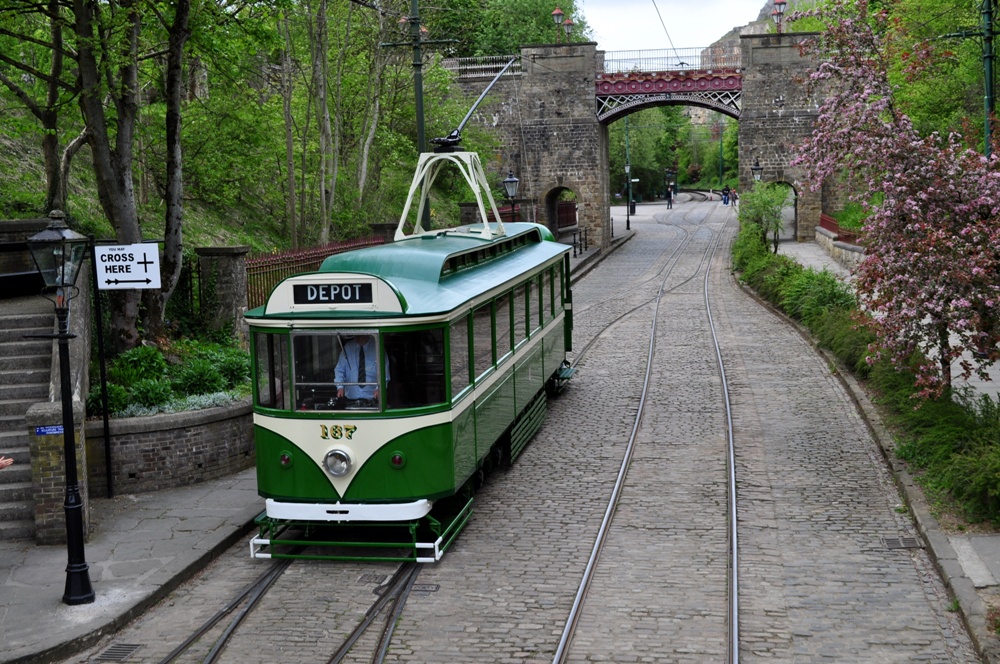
440;55;522;79
599;47;740;75
246;236;386;310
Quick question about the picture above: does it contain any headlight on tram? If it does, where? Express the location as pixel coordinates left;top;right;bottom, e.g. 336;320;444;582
324;449;353;477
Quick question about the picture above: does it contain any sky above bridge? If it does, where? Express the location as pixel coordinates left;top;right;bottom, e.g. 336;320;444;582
580;0;763;51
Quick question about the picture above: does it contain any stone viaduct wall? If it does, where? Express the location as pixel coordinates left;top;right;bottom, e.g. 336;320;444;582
447;43;611;250
738;32;823;240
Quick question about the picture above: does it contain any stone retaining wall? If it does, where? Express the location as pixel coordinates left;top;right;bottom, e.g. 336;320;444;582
814;226;865;271
84;399;254;497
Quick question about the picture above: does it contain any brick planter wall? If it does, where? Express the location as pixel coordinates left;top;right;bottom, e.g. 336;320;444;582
85;399;254;497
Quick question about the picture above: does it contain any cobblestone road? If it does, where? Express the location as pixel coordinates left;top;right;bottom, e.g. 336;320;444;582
64;200;979;663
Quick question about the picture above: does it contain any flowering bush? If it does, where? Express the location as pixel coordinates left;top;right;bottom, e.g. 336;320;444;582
792;0;1000;398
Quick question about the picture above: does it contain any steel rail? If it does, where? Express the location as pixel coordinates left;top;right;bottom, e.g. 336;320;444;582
552;204;724;662
703;220;740;663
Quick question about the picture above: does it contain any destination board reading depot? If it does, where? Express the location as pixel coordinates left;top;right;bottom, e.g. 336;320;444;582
293;283;374;304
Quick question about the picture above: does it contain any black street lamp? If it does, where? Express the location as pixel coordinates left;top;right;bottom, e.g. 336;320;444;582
502;171;520;222
26;210;95;606
750;157;764;183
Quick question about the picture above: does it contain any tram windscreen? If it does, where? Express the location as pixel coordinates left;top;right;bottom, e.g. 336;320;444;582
291;331;385;411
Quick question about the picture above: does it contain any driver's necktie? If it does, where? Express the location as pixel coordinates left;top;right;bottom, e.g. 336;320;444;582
358;345;366;384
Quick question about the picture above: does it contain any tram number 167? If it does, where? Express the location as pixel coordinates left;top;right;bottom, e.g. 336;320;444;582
320;424;358;440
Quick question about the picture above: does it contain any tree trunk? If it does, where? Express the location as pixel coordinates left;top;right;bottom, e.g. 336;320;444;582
280;13;298;248
144;0;191;341
75;0;143;351
313;0;332;243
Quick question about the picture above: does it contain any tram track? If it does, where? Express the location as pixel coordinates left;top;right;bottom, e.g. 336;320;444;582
152;555;420;664
553;204;740;663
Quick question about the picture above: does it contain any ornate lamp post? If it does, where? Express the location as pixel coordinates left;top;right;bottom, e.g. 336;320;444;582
26;210;95;605
772;0;787;34
552;7;572;42
502;171;520;222
751;157;764;183
562;16;574;40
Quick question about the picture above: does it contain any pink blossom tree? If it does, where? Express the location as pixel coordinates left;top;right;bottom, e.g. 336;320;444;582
792;0;1000;398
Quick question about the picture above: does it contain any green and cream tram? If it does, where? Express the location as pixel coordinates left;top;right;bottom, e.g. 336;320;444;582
247;151;574;562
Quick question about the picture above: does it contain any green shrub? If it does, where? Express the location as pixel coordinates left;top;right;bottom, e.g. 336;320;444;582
128;378;174;408
86;383;129;417
171;358;226;396
214;348;251;387
779;269;856;327
811;308;876;377
112;345;168;382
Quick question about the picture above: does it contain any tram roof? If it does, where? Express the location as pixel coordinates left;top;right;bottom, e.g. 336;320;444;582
248;222;570;319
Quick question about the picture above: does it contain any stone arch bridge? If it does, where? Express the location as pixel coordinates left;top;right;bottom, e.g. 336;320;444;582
443;34;822;250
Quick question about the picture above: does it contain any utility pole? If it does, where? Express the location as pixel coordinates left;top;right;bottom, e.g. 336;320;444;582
625;115;632;230
381;1;454;228
941;0;996;156
985;0;995;155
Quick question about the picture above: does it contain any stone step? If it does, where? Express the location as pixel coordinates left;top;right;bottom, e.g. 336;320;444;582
0;340;50;358
0;400;40;419
0;383;49;402
0;459;31;484
0;500;33;522
0;416;27;434
0;313;54;330
0;428;29;447
0;354;50;372
0;324;52;343
0;519;35;541
0;367;50;386
0;480;32;503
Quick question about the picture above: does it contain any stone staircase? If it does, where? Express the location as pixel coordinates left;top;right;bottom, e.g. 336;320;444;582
0;303;54;540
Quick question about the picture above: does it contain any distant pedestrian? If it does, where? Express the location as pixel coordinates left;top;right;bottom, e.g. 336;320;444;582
0;456;12;469
665;187;673;209
722;185;731;206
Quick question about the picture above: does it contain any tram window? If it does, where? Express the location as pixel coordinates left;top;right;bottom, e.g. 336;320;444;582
473;303;494;380
382;329;446;408
450;316;471;398
512;284;526;345
291;331;385;411
496;293;512;361
556;261;565;307
254;332;289;410
527;278;539;334
539;271;550;324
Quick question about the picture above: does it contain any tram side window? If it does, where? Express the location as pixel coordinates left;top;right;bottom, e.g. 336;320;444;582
512;285;527;346
254;332;289;410
539;270;550;324
473;303;494;380
527;278;538;334
450;316;471;398
382;329;446;408
555;261;565;308
495;293;512;361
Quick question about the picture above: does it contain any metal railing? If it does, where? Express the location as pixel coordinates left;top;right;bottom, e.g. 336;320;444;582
246;236;386;310
599;47;740;75
440;55;522;79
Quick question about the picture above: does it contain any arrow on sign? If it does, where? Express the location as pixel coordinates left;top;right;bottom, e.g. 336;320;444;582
105;278;153;285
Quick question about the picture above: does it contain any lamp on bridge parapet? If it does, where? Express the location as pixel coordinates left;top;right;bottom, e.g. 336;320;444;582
751;158;764;183
552;6;573;42
502;171;520;222
772;0;787;34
